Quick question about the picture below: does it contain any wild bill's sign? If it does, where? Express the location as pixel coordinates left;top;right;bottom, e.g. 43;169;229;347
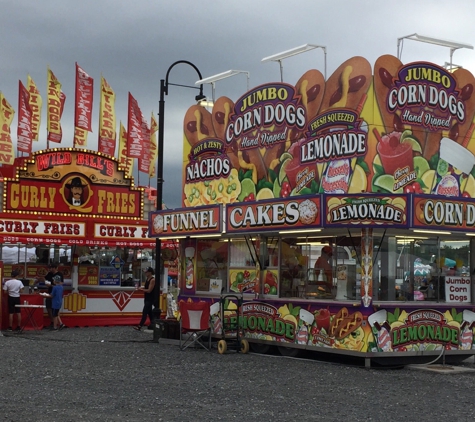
325;194;409;228
3;149;143;218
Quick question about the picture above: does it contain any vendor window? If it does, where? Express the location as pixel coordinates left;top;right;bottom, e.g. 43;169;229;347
391;237;470;302
195;240;229;293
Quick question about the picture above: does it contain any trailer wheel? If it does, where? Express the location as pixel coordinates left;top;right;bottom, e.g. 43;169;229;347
278;346;301;358
217;340;227;354
250;343;270;354
240;339;249;354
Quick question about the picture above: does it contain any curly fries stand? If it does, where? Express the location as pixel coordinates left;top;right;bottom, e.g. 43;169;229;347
0;149;175;329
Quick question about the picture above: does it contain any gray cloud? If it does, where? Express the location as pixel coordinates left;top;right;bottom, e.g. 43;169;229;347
1;0;475;208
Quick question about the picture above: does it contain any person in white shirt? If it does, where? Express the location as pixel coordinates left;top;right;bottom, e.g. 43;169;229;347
3;270;24;332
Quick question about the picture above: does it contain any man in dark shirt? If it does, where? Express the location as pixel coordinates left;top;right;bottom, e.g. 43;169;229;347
133;267;158;331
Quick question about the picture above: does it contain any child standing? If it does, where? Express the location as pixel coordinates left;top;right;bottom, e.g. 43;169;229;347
41;272;64;330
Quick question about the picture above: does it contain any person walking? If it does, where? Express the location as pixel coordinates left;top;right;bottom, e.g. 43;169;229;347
3;270;24;332
41;266;65;331
133;267;158;331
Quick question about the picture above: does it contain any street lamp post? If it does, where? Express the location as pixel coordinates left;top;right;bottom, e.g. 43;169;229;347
155;60;205;310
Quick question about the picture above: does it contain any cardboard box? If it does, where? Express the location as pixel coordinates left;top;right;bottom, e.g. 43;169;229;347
197;278;210;291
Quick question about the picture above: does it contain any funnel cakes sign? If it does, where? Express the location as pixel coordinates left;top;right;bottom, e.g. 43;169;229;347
226;196;321;233
181;55;475;207
3;149;143;218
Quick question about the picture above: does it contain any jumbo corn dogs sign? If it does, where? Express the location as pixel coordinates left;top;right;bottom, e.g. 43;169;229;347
182;55;475;206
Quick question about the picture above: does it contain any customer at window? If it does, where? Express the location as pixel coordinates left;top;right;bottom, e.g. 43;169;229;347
3;270;24;332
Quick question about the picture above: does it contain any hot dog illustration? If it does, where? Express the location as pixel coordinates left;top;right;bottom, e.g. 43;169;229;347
315;57;371;194
184;105;216;148
319;56;371;113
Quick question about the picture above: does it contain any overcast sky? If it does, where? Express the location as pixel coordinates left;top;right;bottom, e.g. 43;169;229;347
2;0;475;209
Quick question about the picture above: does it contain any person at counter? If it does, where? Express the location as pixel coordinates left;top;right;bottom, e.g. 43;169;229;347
3;270;24;332
315;246;333;290
43;263;64;328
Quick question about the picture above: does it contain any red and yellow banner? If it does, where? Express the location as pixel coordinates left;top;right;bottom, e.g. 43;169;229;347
148;112;158;178
26;75;42;141
127;92;144;159
0;92;15;165
47;91;66;143
98;76;116;155
118;121;133;177
17;80;33;154
138;109;151;174
74;63;94;147
46;68;62;136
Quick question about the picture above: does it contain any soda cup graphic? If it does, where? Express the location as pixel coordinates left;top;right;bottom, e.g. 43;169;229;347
431;138;475;197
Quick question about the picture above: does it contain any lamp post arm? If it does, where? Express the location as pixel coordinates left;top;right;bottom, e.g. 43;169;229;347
164;60;204;100
154;60;204;310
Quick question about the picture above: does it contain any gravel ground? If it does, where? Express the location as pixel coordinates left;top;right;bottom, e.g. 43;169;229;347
1;326;475;422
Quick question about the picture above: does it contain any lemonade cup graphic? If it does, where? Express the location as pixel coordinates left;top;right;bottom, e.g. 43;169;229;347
377;141;413;177
431;137;475;197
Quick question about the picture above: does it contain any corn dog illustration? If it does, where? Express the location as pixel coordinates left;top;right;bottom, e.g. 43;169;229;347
212;96;240;169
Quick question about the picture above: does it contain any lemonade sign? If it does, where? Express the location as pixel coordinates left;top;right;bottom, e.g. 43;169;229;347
181;55;475;206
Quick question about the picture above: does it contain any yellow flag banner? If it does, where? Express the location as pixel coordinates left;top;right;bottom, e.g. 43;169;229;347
149;113;158;178
74;126;88;147
47;91;66;143
47;68;62;135
98;76;116;156
118;121;133;178
27;75;42;141
0;93;15;165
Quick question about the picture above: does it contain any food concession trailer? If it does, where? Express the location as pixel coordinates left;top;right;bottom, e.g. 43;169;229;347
0;149;176;329
150;53;475;366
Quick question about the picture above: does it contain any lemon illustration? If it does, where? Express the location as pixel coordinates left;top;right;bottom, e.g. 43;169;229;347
462;174;475;197
238;178;256;201
280;152;292;163
256;187;274;201
421;170;436;193
400;129;413;142
374;174;402;193
373;154;382;173
348;164;367;193
391;197;406;209
402;136;422;153
278;158;292;185
413;156;430;179
327;197;341;210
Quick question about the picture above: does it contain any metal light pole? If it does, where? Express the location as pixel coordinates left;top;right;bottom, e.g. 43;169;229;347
154;61;205;310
